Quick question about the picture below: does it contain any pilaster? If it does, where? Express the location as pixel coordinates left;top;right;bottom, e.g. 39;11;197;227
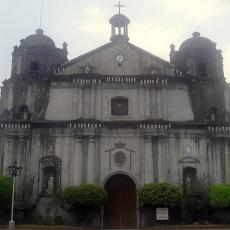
73;136;83;185
144;136;153;183
87;136;97;184
78;87;83;118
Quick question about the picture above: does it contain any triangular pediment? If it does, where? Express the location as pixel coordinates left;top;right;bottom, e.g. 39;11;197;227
57;41;173;76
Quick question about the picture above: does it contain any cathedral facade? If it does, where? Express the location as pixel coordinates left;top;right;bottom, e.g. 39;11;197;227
0;10;230;228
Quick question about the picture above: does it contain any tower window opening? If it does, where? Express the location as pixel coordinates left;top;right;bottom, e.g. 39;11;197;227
198;63;207;76
30;61;39;73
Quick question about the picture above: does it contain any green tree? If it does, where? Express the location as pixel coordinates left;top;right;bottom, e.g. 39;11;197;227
0;176;13;208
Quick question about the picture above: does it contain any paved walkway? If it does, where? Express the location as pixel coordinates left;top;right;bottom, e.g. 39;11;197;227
1;226;230;230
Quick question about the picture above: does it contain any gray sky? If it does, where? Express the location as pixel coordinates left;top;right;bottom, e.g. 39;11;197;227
0;0;230;83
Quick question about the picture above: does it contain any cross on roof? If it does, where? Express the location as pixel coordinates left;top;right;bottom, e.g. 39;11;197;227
115;1;125;14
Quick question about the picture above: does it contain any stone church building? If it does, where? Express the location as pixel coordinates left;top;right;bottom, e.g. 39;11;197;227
0;9;230;229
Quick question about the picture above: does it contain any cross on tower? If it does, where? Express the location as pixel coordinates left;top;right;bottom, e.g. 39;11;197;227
115;1;125;14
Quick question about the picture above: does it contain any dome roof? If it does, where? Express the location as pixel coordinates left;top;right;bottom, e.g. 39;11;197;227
179;32;215;51
109;14;130;27
20;29;55;48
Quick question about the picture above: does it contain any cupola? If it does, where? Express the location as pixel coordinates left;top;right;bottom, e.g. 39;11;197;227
11;29;68;78
172;32;224;79
109;2;130;42
20;29;55;48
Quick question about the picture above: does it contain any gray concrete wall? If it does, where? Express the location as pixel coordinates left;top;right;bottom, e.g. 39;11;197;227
45;83;194;122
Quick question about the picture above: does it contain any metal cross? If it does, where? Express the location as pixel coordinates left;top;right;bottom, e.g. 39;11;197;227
115;1;125;14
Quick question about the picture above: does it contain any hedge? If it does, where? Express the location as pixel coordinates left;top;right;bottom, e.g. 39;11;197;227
210;184;230;209
63;184;107;208
0;176;13;208
138;183;182;207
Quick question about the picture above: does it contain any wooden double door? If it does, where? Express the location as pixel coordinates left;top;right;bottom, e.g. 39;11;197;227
103;174;137;229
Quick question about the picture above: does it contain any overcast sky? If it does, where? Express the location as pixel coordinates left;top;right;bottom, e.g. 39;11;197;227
0;0;230;83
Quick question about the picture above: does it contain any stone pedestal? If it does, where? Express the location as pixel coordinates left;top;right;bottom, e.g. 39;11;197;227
9;220;15;230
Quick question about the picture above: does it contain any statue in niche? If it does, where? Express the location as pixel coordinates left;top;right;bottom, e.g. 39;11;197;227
46;174;54;194
185;176;192;192
40;155;61;196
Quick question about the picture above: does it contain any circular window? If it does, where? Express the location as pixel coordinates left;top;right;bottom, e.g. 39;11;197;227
114;151;126;167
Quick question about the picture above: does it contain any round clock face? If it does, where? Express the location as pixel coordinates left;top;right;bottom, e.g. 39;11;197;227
115;54;125;63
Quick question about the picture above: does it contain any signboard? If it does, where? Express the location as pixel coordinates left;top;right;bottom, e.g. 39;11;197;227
156;208;169;220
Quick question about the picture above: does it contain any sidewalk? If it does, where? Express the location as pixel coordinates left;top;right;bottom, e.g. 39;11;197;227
1;225;230;230
144;225;230;229
0;226;95;230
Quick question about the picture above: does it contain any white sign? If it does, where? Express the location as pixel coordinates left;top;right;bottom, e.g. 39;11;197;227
156;208;169;220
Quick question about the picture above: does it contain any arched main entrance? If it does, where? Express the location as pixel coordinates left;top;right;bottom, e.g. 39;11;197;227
103;174;137;229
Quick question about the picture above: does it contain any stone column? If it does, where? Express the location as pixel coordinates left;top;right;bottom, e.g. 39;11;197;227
73;137;82;185
225;140;230;183
207;141;213;182
158;139;164;182
145;88;151;119
162;87;168;120
157;89;162;119
144;136;153;183
87;136;97;184
90;87;96;119
3;137;13;175
78;86;83;118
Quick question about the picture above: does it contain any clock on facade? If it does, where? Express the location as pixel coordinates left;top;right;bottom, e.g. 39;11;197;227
115;54;125;64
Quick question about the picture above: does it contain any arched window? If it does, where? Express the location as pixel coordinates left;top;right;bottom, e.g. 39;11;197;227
39;155;61;195
111;97;128;116
198;63;207;76
183;167;197;193
30;61;39;73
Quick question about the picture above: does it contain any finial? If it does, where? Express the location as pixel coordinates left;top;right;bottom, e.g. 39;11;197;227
63;42;68;49
170;43;175;51
115;1;125;14
63;42;68;52
36;28;44;35
192;32;200;38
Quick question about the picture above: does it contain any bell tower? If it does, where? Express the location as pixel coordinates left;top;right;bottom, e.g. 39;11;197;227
109;2;130;42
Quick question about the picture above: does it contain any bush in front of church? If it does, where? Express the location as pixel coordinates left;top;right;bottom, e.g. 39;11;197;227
63;184;107;208
0;176;13;208
210;184;230;209
138;183;182;207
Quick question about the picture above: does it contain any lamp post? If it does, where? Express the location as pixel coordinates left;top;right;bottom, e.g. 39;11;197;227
8;161;22;230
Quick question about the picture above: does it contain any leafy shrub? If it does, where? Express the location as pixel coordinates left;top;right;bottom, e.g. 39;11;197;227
138;183;182;207
210;184;230;209
63;184;107;208
0;176;13;208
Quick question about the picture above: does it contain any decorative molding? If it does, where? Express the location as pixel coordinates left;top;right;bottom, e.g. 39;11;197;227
1;120;230;134
114;140;127;149
179;156;200;164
